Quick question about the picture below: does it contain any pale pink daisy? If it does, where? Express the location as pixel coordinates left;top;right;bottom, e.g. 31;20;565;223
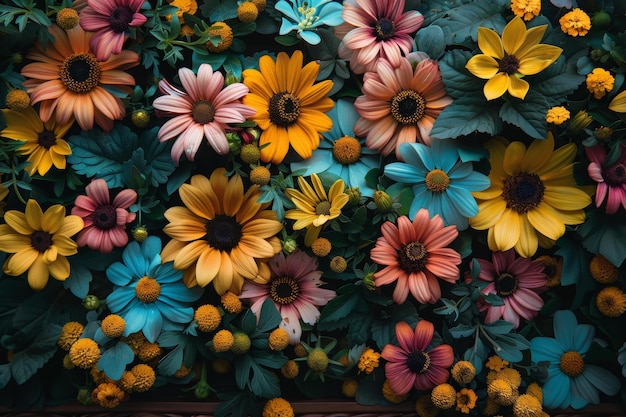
79;0;147;61
354;57;452;158
370;209;461;305
153;64;256;163
334;0;424;74
71;178;137;253
474;249;547;329
586;143;626;214
239;251;336;344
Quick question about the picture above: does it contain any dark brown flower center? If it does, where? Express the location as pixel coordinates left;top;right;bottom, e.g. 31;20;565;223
406;351;430;373
390;90;426;125
495;272;518;296
92;204;117;230
502;172;545;213
498;54;520;75
192;100;215;124
109;6;134;33
604;162;626;186
60;53;101;94
398;241;428;273
374;18;396;40
31;231;53;252
269;92;300;127
269;276;300;305
205;214;242;252
38;130;57;149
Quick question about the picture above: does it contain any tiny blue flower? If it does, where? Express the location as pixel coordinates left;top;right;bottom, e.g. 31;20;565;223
275;0;344;45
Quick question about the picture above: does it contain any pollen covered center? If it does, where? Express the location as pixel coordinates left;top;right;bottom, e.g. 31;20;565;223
269;92;301;126
406;351;431;373
109;6;134;33
192;100;216;124
60;53;101;94
374;18;396;40
399;241;428;273
559;351;585;377
502;172;545;213
135;276;161;303
425;169;450;193
391;90;426;125
333;136;362;165
269;276;300;305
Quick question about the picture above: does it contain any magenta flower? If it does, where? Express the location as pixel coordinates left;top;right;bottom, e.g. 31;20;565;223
153;64;256;163
334;0;424;74
381;320;454;395
71;179;137;253
474;249;547;329
239;251;336;344
79;0;147;61
586;144;626;214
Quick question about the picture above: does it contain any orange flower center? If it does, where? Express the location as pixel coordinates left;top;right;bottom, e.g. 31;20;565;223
604;162;626;185
559;351;585;377
109;6;134;33
390;90;426;125
495;272;518;296
192;100;215;124
31;231;52;252
135;276;161;303
269;92;300;127
60;53;101;94
374;18;396;40
269;276;300;305
204;214;242;252
38;130;57;149
399;241;428;273
498;54;520;75
332;136;361;165
406;351;430;373
92;204;117;230
502;172;545;213
425;169;450;193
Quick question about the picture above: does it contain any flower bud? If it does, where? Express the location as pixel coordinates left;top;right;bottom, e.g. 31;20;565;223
373;190;393;212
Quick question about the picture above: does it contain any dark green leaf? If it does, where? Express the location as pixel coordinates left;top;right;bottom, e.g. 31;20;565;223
11;324;61;385
63;263;92;299
415;25;446;59
431;96;502;139
499;91;548;139
431;1;507;44
256;299;282;334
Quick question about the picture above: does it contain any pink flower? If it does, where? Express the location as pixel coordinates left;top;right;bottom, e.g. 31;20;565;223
586;144;626;214
474;249;547;329
334;0;424;74
153;64;256;163
79;0;147;61
370;209;461;304
381;320;454;395
71;179;137;253
239;251;336;344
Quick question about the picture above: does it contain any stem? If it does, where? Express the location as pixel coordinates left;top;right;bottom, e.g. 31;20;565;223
479;324;503;354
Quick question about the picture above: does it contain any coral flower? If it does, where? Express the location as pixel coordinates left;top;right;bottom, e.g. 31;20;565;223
0;106;73;176
161;168;283;294
585;143;626;214
370;209;461;304
334;0;424;74
354;57;452;157
79;0;147;61
381;320;454;395
465;16;562;101
71;178;137;253
0;199;83;291
470;133;591;258
20;24;139;131
240;251;336;344
474;249;547;329
242;50;334;164
153;64;256;163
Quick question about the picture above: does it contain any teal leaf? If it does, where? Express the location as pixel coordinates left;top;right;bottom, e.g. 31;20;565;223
449;323;476;338
415;25;446;59
63;263;92;299
530;53;586;107
555;236;594;309
0;364;10;389
438;50;484;99
483;320;515;335
98;341;134;380
256;299;282;334
463;335;486;374
431;96;502;139
236;355;281;398
11;324;61;385
240;308;257;335
499;91;548;139
158;344;184;376
166;162;193;196
203;0;238;21
430;1;507;45
215;389;261;417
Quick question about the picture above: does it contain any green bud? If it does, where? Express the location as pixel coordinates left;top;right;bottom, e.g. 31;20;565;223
373;190;393;213
592;10;611;29
282;238;298;254
363;272;376;291
82;295;100;311
345;187;361;205
194;381;211;399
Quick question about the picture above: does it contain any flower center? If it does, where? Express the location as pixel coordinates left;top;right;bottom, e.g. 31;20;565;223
559;351;585;377
315;200;331;216
374;17;396;41
205;214;242;252
60;53;101;94
390;90;426;125
425;169;450;193
31;231;53;252
192;100;215;124
92;204;117;230
269;276;300;305
332;136;362;165
498;54;520;75
135;276;161;303
604;162;626;186
495;272;518;296
502;172;545;213
406;351;430;373
398;241;428;273
38;130;57;150
109;6;134;33
269;92;300;127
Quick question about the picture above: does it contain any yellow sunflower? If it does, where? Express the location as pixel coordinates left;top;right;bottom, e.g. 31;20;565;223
161;168;283;294
285;173;349;246
0;199;83;290
469;133;591;257
0;106;73;176
242;50;334;164
465;16;562;101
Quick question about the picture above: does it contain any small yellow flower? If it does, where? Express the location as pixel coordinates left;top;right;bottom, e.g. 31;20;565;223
451;360;476;384
221;291;243;314
487;378;516;406
237;1;258;23
510;0;540;21
357;348;381;374
205;21;234;53
92;382;125;408
307;348;329;372
268;328;290;351
137;342;162;362
586;68;615;99
382;378;409;404
513;394;543;417
69;338;101;369
431;383;457;409
58;321;84;350
311;237;332;257
456;387;478;414
342;379;358;397
496;367;522;388
4;89;30;112
526;382;543;402
131;363;156;392
329;256;348;273
250;166;272;185
589;254;619;283
167;0;197;23
194;304;222;332
485;355;509;372
596;287;626;317
293;342;307;357
100;314;126;339
559;8;591;37
545;106;570;125
231;331;252;355
280;359;299;379
263;397;294;417
212;329;235;352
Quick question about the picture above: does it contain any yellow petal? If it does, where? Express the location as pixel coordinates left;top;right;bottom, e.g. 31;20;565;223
41;204;65;234
465;55;500;79
214;252;234;295
514;215;539;258
173;240;208;269
517;45;562;75
57;215;84;238
515;25;547;57
5;248;38;275
0;231;31;253
507;75;529;100
522;133;553;173
527;205;565;241
48;256;70;281
27;256;50;291
492;209;521;251
478;27;504;59
502;16;527;56
483;73;510;101
223;175;244;217
25;199;43;230
51;235;78;256
2;211;33;236
230;247;258;279
195;247;221;288
179;182;215;220
503;141;526;175
609;90;626;113
470;198;506;229
543;187;592;211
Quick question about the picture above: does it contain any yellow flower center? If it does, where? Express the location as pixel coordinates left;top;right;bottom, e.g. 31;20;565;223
204;214;242;252
56;8;80;30
31;231;53;253
315;200;331;215
406;350;431;373
425;169;450;193
390;90;426;125
68;338;101;369
374;17;396;40
269;276;300;305
495;272;518;296
135;276;161;303
101;314;126;338
5;89;30;111
399;241;428;273
502;172;545;213
60;53;101;94
192;99;215;124
332;136;362;165
589;254;619;283
269;91;301;126
559;351;585;377
307;348;329;372
596;287;626;317
194;304;222;332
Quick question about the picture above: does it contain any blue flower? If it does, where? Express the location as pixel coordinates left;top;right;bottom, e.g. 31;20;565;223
275;0;344;45
383;140;490;230
291;98;380;197
530;310;620;409
105;236;204;343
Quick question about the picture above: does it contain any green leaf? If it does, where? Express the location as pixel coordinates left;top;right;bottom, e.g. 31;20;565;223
415;25;446;59
98;341;134;380
431;96;502;139
240;308;257;335
0;364;10;389
530;53;586;106
555;236;594;309
158;344;184;376
463;335;486;374
203;0;238;21
483;320;514;335
449;323;476;338
63;263;92;299
431;1;507;45
215;389;261;417
236;355;281;398
318;290;361;325
256;299;282;334
11;324;61;385
274;34;300;46
499;91;548;139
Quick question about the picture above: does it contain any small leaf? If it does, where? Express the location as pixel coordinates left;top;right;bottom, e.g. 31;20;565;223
256;299;282;334
11;324;61;385
415;25;446;59
63;264;92;299
98;341;134;380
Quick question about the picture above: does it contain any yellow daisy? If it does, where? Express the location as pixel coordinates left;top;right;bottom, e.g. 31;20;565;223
161;168;283;294
0;199;83;290
243;50;334;164
469;133;591;257
465;16;562;101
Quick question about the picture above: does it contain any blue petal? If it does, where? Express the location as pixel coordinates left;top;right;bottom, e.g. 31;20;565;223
122;240;148;277
432;139;459;173
452;171;491;191
571;372;599;406
142;304;163;343
106;262;133;286
98;341;134;380
348;163;375;197
121;303;147;335
335;99;359;137
553;310;578;351
530;337;563;363
543;371;571;409
142;235;162;258
154;262;184;284
399;142;433;172
161;282;203;302
572;324;594;354
384;162;424;184
299;30;321;45
446;187;479;218
447;161;471;179
156;300;194;324
274;1;299;20
291;149;333;175
440;193;469;230
408;185;432;219
583;364;621;396
106;286;137;313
